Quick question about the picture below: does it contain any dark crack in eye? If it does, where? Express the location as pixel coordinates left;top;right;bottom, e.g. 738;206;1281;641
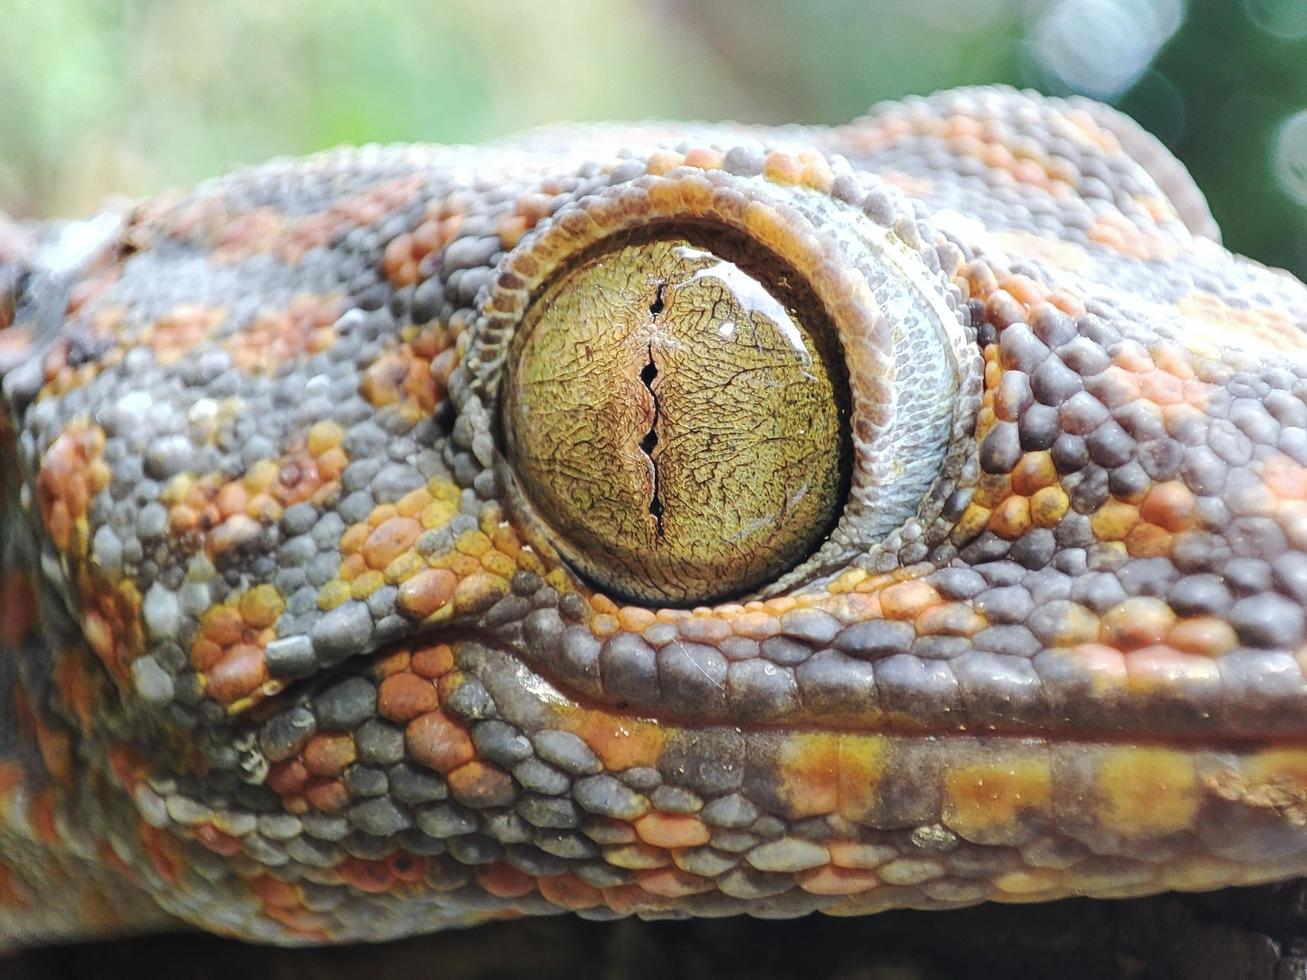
502;231;851;605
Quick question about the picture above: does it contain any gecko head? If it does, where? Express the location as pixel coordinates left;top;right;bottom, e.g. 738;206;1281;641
11;91;1307;941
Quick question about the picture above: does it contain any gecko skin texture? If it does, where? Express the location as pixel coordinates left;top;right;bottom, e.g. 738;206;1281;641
4;85;1307;949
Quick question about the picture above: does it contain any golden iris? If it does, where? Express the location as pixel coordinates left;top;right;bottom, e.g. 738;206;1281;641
503;230;851;605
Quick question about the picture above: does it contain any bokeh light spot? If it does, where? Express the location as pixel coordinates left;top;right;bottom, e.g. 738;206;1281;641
1240;0;1307;40
1274;110;1307;207
1028;0;1186;101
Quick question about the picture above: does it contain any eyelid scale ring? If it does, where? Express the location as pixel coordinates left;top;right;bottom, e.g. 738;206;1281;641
451;145;981;602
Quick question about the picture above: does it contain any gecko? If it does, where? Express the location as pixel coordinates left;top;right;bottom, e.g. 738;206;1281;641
2;85;1307;951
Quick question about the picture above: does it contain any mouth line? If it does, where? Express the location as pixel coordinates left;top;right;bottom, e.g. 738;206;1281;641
242;627;1307;753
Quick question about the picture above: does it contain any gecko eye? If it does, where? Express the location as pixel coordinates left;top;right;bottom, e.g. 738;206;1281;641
501;231;851;605
457;160;975;608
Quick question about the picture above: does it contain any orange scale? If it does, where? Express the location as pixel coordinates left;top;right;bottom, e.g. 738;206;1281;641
250;874;301;908
915;602;985;638
798;864;881;896
941;115;979;139
565;711;666;771
604;842;672;871
138;822;181;887
1063;643;1129;685
647;177;692;213
538;874;604;909
337;553;368;582
377;672;437;723
239;586;285;630
338;857;397;895
304;779;349;813
1260;454;1307;502
478;862;536;899
495;213;530;250
447;761;515;808
362;516;422;570
1168;617;1238;657
189;637;224;673
1101;598;1175;651
1124;522;1173;559
382;235;419;288
1111;343;1154;374
266;760;309;796
634;813;711;849
198;604;245;646
775;734;839;818
1139;482;1195;532
405;710;474;774
635;867;713;898
1123;646;1221;692
195;824;243;857
1136;370;1184;406
338;522;370;555
394;486;432;520
951;503;992;543
678;613;732;643
731;610;779;639
302;734;357;778
601;883;655;916
590;614;620;639
1151;343;1196;380
205;643;268;704
1013;159;1051;188
314;452;347;486
213;482;248;519
644;149;686;178
410;643;455;680
210;514;264;555
878;580;940;620
166;504;201;536
1029;486;1069;528
263;903;328;940
1011;450;1056;493
618;606;658;632
758;151;802;185
989;495;1032;540
1048;289;1086;318
682;147;724;170
388;852;427;883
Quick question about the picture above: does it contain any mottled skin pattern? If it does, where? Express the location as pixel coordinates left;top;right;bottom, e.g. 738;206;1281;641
3;86;1307;951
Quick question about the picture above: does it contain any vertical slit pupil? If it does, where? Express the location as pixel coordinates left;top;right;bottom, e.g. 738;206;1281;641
639;333;664;538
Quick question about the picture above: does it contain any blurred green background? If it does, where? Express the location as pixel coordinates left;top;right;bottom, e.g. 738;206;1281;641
1;0;1305;277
